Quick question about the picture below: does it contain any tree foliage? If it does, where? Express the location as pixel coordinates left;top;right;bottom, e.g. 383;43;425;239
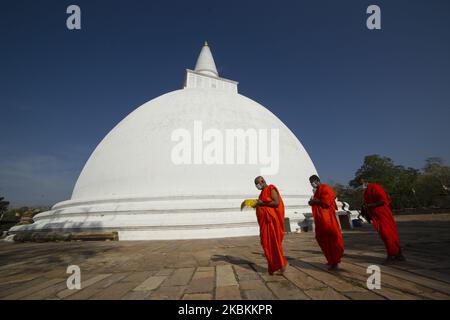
336;155;450;210
0;197;9;216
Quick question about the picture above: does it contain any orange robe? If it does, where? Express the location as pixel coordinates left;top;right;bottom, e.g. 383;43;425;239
311;184;344;265
256;184;287;273
364;183;401;256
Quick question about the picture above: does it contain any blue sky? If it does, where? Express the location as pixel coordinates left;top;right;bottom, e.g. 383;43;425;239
1;0;449;207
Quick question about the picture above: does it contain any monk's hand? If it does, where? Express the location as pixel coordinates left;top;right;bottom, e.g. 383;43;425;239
256;200;264;207
309;199;321;206
367;201;383;209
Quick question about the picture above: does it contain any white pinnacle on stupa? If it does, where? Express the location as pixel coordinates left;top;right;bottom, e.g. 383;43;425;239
194;41;219;77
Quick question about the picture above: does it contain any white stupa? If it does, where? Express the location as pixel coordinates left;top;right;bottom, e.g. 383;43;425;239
11;42;322;240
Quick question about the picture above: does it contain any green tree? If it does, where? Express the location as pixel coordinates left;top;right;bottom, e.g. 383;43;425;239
391;166;420;209
0;197;9;214
349;155;419;209
349;155;398;190
333;155;449;211
0;197;10;222
414;157;450;208
333;183;363;210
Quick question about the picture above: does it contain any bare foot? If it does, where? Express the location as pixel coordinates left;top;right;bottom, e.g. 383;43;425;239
327;264;339;271
394;254;406;262
279;264;288;275
382;256;396;265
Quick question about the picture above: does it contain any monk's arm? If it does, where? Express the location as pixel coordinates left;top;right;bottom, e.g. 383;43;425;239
366;201;385;208
309;187;333;207
365;185;386;208
257;189;280;208
308;199;322;206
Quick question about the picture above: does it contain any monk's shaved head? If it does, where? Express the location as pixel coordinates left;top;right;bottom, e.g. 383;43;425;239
254;176;267;190
309;175;320;183
254;176;264;184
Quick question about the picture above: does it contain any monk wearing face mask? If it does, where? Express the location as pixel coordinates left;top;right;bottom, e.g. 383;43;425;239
308;175;344;270
254;176;288;275
360;177;405;264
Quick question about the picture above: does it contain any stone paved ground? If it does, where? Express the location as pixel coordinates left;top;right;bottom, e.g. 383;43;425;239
0;213;449;300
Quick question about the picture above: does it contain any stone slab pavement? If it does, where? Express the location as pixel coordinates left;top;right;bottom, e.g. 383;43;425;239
0;214;449;300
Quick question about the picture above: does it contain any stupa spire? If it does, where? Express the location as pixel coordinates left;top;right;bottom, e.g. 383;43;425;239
194;41;219;77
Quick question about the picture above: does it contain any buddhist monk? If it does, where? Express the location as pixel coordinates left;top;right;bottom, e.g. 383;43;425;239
360;177;405;264
254;176;288;275
308;175;344;270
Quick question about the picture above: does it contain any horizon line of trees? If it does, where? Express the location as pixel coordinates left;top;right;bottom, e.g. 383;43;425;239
0;199;50;232
333;155;450;211
1;155;449;230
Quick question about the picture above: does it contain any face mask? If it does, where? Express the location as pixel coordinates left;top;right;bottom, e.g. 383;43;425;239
256;183;264;190
311;181;319;188
362;183;368;190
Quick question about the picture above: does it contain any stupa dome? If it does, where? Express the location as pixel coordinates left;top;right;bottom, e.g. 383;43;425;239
11;42;319;240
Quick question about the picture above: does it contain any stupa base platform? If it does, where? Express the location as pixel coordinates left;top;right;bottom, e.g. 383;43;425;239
11;231;119;242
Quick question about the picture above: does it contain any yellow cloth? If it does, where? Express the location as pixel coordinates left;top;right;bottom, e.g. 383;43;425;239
240;199;258;211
